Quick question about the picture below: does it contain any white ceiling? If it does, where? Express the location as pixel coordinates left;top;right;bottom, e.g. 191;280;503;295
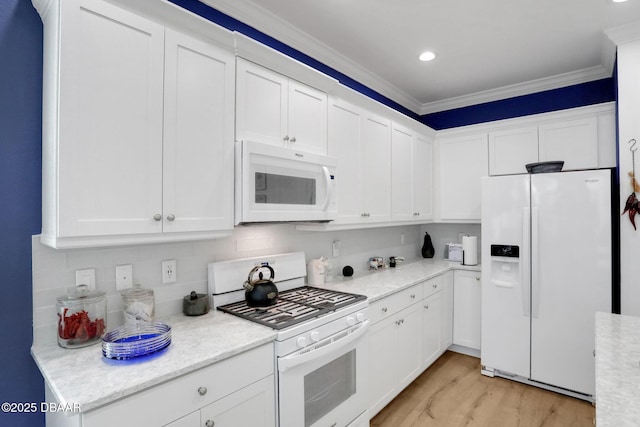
201;0;640;114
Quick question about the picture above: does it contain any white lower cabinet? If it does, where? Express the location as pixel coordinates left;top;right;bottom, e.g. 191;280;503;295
46;344;275;427
368;273;454;419
166;376;275;427
453;270;482;351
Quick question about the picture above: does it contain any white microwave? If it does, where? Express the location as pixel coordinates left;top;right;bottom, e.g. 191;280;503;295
235;141;337;224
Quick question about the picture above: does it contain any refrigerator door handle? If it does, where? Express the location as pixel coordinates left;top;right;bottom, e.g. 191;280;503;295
522;208;531;317
531;207;539;318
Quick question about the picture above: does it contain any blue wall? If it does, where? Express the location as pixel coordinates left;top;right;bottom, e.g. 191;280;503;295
0;1;44;426
420;78;616;130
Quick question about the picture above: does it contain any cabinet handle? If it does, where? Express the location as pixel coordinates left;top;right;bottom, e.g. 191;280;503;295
424;304;430;310
410;294;416;299
198;386;207;396
476;276;480;281
205;420;215;427
153;214;162;221
290;136;296;143
433;284;438;289
382;307;388;313
166;214;175;222
283;135;290;142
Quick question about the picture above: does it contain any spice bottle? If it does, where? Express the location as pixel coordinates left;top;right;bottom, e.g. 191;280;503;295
56;285;107;349
121;284;155;324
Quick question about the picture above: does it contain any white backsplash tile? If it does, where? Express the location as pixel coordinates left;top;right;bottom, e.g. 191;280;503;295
32;223;480;346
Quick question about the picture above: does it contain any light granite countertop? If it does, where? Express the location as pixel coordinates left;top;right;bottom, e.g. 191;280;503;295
31;258;480;413
595;312;640;427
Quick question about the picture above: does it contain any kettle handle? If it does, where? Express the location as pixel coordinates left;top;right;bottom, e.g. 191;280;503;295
246;264;275;286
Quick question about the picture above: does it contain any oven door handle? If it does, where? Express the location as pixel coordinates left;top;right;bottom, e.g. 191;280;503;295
279;321;369;372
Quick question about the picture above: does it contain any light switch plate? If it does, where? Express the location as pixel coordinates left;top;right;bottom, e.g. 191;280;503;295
75;268;96;290
115;264;133;290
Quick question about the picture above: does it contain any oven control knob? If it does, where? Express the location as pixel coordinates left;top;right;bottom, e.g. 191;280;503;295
356;312;365;322
310;331;320;342
296;336;308;347
346;316;356;326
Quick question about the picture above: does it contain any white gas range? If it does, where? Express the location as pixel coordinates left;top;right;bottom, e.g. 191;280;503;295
208;252;370;427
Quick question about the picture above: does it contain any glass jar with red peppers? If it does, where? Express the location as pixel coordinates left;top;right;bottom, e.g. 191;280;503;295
56;285;107;349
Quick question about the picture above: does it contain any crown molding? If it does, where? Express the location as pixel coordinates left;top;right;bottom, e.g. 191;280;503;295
419;65;611;115
605;19;640;46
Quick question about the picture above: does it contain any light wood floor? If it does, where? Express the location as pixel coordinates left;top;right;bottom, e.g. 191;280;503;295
370;351;595;427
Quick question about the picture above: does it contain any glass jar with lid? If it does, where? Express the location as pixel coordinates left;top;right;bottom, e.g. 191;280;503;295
56;284;107;349
121;284;155;324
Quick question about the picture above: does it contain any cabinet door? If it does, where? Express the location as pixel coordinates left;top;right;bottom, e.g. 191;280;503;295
328;98;364;223
422;291;443;369
58;0;164;237
438;133;488;221
368;317;398;416
453;270;482;350
163;30;234;233
288;80;328;154
361;114;392;222
396;303;423;390
538;117;598;170
488;126;539;175
236;59;288;146
413;133;434;220
441;271;454;350
200;376;275;427
391;124;414;221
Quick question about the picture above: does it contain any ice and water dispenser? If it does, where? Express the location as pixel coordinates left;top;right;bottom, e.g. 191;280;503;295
489;244;521;289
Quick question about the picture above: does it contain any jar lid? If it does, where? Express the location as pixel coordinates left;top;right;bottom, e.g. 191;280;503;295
57;284;106;304
121;283;154;299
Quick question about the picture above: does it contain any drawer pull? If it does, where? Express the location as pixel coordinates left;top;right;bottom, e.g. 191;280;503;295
433;284;438;289
424;304;430;310
205;420;215;427
198;387;207;396
410;294;416;299
382;307;388;313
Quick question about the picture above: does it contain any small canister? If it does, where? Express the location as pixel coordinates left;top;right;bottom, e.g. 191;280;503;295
56;284;107;349
121;284;155;324
183;291;210;316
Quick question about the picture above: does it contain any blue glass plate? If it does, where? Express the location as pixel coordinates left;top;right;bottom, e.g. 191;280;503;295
102;321;171;360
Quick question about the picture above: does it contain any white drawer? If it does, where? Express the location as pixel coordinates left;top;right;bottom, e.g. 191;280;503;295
422;275;443;299
369;284;422;324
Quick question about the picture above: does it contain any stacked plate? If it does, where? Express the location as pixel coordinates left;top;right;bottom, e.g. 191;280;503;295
102;320;171;360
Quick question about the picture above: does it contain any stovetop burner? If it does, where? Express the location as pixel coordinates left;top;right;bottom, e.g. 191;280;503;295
217;286;366;330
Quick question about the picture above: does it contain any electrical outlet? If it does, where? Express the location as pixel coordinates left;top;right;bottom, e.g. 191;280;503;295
75;268;96;290
332;240;341;257
162;260;176;284
115;264;133;290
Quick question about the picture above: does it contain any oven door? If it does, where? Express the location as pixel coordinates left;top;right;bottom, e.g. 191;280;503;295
236;140;337;224
277;321;369;427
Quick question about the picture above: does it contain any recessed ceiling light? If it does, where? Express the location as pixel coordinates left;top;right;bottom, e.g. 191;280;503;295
419;51;436;62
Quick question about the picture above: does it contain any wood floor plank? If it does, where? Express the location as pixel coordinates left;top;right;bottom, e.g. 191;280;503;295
370;351;595;427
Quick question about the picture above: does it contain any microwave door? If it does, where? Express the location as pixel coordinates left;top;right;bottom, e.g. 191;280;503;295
237;141;337;223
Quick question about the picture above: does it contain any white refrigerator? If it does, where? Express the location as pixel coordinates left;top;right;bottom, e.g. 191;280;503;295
480;169;613;398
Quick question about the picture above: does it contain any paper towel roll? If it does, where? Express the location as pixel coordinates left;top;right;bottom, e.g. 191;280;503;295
462;235;478;266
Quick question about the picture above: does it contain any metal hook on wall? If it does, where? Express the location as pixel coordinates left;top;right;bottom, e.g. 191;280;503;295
629;138;637;152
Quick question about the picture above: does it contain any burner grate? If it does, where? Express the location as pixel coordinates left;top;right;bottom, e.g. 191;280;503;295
216;286;366;329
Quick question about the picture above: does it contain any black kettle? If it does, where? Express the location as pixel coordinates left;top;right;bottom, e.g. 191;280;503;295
243;264;279;307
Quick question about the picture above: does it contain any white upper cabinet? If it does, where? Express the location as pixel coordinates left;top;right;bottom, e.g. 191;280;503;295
538;117;598;169
487;105;614;176
391;124;434;222
328;98;391;224
162;29;235;234
489;126;539;175
39;0;235;248
236;58;328;155
437;132;488;221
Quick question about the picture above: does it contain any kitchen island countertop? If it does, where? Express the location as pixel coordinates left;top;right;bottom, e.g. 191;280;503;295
595;312;640;427
31;258;479;414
